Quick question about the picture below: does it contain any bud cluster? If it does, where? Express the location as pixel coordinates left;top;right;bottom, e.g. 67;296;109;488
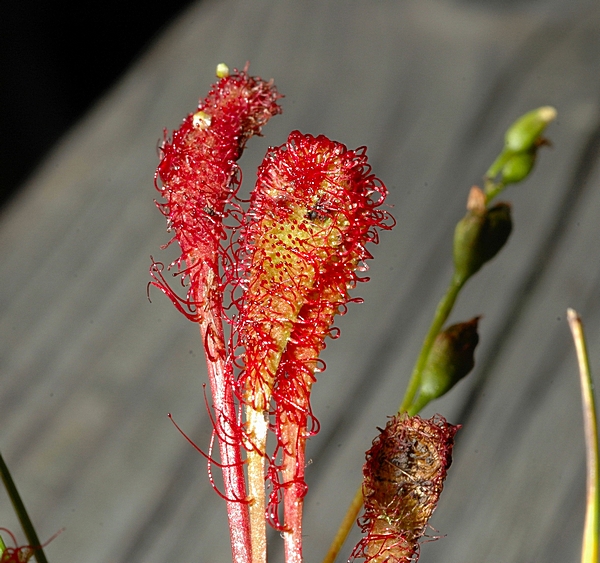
401;107;555;426
486;105;556;190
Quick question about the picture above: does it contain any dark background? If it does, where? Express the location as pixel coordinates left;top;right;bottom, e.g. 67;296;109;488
0;0;194;210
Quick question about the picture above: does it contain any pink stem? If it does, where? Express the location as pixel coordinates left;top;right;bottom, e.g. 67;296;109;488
282;420;306;563
200;311;252;563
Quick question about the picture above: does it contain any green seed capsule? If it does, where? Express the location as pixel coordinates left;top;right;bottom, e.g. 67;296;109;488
501;151;536;184
418;317;480;403
453;194;512;284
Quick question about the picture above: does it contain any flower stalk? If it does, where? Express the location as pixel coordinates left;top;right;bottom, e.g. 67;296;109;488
326;106;555;563
398;272;466;415
398;105;555;416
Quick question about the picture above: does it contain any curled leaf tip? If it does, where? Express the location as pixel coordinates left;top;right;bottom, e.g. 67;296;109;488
352;414;459;563
151;66;282;321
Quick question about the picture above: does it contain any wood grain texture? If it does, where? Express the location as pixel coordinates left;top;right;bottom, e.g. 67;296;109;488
1;1;600;562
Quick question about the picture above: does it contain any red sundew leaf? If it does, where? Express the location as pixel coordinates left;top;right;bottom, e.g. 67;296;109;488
236;131;393;413
234;132;394;539
352;414;459;563
0;528;60;563
0;528;34;563
150;67;281;563
151;65;282;321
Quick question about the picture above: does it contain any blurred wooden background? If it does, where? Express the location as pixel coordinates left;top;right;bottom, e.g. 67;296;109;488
1;0;600;562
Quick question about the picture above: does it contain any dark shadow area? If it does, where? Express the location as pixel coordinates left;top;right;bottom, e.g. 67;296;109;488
0;0;195;209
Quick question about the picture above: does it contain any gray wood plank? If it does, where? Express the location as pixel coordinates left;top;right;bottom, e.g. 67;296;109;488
1;1;600;562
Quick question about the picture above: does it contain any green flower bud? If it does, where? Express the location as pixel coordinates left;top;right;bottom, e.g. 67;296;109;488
453;187;512;283
501;150;536;185
417;317;480;404
504;106;556;154
486;106;556;187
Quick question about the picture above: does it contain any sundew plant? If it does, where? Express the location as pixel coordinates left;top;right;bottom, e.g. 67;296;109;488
145;61;576;563
149;63;394;563
5;62;596;563
146;64;570;563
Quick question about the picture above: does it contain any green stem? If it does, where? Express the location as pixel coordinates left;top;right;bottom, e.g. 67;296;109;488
567;309;599;563
406;395;429;417
485;150;511;181
0;450;49;563
399;273;465;413
282;421;305;563
321;487;363;563
483;178;506;204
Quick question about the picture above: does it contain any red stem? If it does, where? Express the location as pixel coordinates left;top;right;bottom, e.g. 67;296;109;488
282;420;306;563
199;307;251;563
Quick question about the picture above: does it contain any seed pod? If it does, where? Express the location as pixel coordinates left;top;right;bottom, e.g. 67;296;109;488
501;150;536;185
353;414;459;563
416;317;480;408
453;187;512;283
